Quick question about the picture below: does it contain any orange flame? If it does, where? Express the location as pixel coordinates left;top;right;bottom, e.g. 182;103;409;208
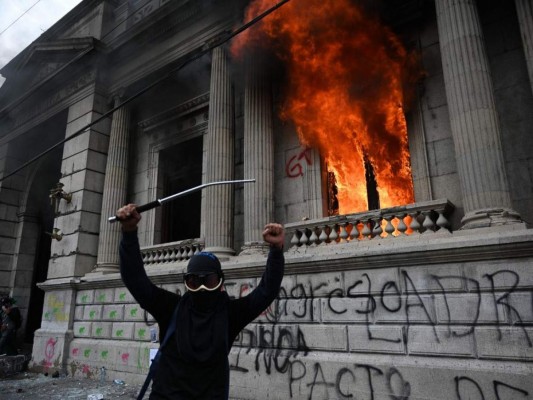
232;0;417;214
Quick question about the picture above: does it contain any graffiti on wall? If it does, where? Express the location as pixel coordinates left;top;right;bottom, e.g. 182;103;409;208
57;266;531;398
227;267;532;399
286;147;313;178
43;294;68;322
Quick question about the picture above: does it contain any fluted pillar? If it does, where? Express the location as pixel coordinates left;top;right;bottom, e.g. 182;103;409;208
92;97;130;273
435;0;522;228
242;55;274;254
203;46;235;256
515;0;533;95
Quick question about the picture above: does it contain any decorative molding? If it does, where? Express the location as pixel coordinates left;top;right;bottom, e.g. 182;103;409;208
138;92;209;132
11;69;98;131
36;229;533;291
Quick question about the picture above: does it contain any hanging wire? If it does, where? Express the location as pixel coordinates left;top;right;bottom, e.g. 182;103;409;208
0;0;42;37
0;0;290;183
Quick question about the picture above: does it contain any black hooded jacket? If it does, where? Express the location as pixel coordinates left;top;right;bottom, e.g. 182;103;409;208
119;231;284;399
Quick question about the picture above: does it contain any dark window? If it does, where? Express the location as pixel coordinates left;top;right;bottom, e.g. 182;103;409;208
160;136;203;242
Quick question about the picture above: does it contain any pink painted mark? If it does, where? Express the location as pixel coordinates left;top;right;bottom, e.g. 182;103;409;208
239;284;251;298
43;338;57;369
121;353;130;363
286;148;312;178
72;348;80;356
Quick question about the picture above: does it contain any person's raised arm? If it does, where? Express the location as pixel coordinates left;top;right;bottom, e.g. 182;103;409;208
118;204;170;312
238;223;285;322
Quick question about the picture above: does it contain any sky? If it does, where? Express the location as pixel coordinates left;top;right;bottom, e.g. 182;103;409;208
0;0;83;87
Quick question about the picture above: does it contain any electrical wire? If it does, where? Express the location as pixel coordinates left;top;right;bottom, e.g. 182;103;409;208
0;0;42;37
0;0;290;183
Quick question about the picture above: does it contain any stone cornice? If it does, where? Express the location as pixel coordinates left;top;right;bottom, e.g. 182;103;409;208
138;92;209;132
37;228;533;291
0;38;100;118
104;0;205;52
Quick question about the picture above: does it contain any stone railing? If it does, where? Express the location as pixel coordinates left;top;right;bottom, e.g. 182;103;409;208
285;199;454;249
140;238;204;266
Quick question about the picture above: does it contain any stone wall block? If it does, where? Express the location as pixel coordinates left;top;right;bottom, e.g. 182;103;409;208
124;304;144;321
56;189;103;216
234;324;257;348
223;278;256;300
63;129;109;159
0;220;16;237
61;149;107;176
463;259;533;290
344;267;401;296
133;322;155;342
76;290;95;305
475;327;533;360
256;298;320;324
74;306;84;321
83;305;103;321
111;322;135;340
55;211;101;237
400;265;465;293
73;322;92;338
278;275;297;297
347;325;405;354
434;293;507;325
0;236;16;253
41;291;75;328
296;272;343;297
95;342;117;366
297;324;347;351
60;169;105;194
91;322;112;339
50;231;99;257
114;288;135;303
47;254;96;279
0;203;19;222
407;326;475;357
507;293;533;323
103;304;124;321
405;294;437;324
94;288;115;304
321;297;374;324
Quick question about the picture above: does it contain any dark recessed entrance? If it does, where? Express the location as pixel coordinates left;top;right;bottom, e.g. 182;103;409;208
160;136;203;243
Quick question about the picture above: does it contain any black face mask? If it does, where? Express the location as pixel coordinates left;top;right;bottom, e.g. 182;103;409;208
189;289;221;312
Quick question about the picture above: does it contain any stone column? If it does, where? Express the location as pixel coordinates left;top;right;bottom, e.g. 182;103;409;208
435;0;522;228
242;55;274;254
203;46;235;256
515;0;533;95
92;97;130;273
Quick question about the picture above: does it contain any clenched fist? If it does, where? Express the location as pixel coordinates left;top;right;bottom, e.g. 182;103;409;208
116;204;141;232
262;223;285;249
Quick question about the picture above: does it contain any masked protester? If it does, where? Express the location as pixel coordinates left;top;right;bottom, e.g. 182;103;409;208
117;204;285;400
0;296;22;356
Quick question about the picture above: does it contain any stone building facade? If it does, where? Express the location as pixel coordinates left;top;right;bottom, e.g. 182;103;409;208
0;0;532;398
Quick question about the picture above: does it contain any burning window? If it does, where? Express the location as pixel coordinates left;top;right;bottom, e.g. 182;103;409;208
232;0;419;215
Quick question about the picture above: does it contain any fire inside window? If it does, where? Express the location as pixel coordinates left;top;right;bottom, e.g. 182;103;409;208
327;154;381;217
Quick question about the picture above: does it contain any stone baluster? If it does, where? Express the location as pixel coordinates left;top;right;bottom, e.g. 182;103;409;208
435;0;522;229
242;55;274;254
203;46;235;256
92;97;130;274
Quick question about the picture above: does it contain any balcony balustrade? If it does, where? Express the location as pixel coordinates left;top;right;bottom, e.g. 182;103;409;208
139;200;454;265
285;199;454;250
140;239;204;266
